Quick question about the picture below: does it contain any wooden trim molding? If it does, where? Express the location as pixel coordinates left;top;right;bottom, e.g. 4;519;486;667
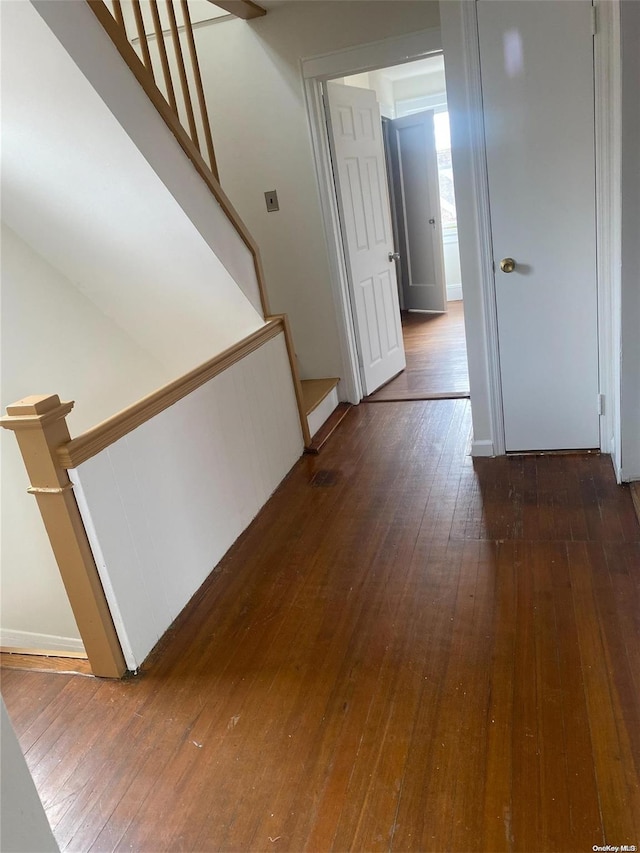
456;0;506;456
303;78;363;404
0;396;127;679
86;0;271;318
268;314;312;447
58;319;285;469
0;652;93;677
211;1;267;20
0;648;88;661
594;0;622;471
301;27;441;80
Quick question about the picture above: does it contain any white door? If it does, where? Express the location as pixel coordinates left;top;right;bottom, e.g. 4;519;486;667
388;111;447;313
325;82;406;396
478;0;600;451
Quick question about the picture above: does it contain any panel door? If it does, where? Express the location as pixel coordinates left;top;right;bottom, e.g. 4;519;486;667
326;82;406;396
478;0;600;451
389;111;447;313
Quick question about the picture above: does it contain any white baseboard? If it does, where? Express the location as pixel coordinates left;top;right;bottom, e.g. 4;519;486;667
0;629;85;655
447;284;463;302
471;439;495;457
308;387;339;437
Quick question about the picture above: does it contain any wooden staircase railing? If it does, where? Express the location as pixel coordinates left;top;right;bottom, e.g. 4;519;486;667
87;0;270;320
106;0;217;178
86;0;313;448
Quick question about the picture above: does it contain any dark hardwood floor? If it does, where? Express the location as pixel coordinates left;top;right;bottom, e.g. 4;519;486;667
3;400;640;852
366;301;470;402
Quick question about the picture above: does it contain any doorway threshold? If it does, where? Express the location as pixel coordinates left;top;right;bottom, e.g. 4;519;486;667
364;390;470;403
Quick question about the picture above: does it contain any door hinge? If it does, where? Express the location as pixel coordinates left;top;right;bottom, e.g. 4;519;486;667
591;5;598;36
598;393;604;415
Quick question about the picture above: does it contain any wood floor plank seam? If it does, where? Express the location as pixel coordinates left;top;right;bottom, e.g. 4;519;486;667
3;400;639;852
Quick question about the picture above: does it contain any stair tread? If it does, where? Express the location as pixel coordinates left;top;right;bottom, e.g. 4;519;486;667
301;378;340;416
304;403;352;454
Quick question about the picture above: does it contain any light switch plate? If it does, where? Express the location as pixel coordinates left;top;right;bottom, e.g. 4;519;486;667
264;190;279;212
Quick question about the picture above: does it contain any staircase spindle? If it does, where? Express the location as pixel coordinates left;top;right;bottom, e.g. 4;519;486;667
165;0;200;149
131;0;153;70
111;0;125;29
149;0;178;113
180;0;218;179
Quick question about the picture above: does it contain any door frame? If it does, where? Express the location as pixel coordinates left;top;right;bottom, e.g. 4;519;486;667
303;8;621;463
593;0;623;478
302;28;443;405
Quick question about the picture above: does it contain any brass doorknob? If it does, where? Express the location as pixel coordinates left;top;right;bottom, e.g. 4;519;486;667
500;257;516;273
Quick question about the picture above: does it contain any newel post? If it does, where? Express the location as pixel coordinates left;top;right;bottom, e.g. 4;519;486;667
1;395;127;678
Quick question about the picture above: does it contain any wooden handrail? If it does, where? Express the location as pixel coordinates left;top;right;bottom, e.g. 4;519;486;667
58;319;286;469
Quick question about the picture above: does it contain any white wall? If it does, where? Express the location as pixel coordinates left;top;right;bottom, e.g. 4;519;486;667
72;333;303;669
0;225;170;435
443;233;463;301
369;70;396;118
620;0;640;481
192;1;440;380
0;224;177;649
1;699;59;853
393;65;446;103
342;71;396;118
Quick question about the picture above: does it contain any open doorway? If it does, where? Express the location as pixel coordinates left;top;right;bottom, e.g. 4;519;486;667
328;55;469;402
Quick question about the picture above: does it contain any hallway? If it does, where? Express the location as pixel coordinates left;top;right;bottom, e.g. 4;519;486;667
366;302;470;401
2;400;640;852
